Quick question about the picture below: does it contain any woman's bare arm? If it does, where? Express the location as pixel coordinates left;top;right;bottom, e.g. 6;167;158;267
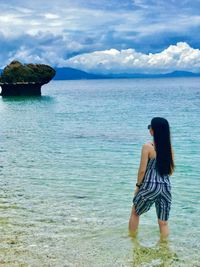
136;144;149;185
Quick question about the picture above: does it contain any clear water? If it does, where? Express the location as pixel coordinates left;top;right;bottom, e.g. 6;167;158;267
0;78;199;266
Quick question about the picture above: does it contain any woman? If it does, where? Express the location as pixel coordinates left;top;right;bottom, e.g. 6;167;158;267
128;117;175;239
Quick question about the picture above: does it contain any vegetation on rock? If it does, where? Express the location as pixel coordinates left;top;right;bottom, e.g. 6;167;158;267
0;60;56;84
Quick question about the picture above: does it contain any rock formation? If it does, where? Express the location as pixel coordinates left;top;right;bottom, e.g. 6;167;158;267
0;61;56;96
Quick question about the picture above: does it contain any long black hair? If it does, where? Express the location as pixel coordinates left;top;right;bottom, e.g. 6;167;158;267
151;117;175;176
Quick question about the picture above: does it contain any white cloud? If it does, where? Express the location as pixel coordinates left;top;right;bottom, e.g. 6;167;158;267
1;1;200;43
44;13;60;20
65;42;200;74
3;41;200;74
7;46;44;64
3;37;86;68
1;1;200;73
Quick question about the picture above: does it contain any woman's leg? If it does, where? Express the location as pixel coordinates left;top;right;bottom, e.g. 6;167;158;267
128;205;140;237
158;219;169;240
155;185;171;240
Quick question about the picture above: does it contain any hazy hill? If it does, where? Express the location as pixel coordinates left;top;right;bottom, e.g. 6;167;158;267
1;67;200;80
53;68;200;79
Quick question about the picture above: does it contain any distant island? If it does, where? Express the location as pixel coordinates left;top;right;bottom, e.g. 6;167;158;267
0;61;56;96
53;68;200;80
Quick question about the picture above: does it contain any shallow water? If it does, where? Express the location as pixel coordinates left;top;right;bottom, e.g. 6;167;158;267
0;78;200;266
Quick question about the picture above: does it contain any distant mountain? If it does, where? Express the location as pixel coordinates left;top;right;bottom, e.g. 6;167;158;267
53;68;200;80
1;67;200;80
155;71;200;78
53;67;105;80
101;70;200;78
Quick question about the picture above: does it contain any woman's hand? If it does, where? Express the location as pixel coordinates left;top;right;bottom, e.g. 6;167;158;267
134;186;140;196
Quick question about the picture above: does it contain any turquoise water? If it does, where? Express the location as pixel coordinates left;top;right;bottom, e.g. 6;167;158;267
0;78;199;266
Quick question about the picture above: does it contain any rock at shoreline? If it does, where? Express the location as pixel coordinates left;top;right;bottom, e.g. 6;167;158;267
0;60;56;96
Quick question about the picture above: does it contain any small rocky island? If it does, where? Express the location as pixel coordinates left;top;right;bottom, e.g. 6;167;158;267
0;61;56;96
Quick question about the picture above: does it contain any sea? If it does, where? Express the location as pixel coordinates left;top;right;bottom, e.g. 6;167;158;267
0;78;199;266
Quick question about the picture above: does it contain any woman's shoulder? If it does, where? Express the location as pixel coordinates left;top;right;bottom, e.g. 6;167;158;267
142;142;156;159
143;141;154;149
140;143;153;154
143;142;174;161
141;142;152;150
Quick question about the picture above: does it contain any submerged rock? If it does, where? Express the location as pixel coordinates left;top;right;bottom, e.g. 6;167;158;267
0;60;56;96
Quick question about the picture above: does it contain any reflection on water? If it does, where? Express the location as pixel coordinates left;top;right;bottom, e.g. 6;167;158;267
130;238;180;267
1;95;54;103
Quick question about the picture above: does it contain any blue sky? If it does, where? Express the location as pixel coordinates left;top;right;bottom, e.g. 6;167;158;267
0;0;200;73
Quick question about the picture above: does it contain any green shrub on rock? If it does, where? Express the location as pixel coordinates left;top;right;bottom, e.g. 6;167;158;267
0;60;56;84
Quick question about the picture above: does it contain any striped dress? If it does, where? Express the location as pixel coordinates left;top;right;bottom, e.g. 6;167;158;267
142;157;171;185
133;156;172;221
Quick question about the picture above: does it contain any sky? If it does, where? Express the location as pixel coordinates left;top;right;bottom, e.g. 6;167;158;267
0;0;200;74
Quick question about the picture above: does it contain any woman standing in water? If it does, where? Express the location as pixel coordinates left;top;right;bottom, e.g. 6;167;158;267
129;117;175;239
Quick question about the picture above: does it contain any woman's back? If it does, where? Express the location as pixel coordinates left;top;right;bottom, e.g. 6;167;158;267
142;142;171;185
